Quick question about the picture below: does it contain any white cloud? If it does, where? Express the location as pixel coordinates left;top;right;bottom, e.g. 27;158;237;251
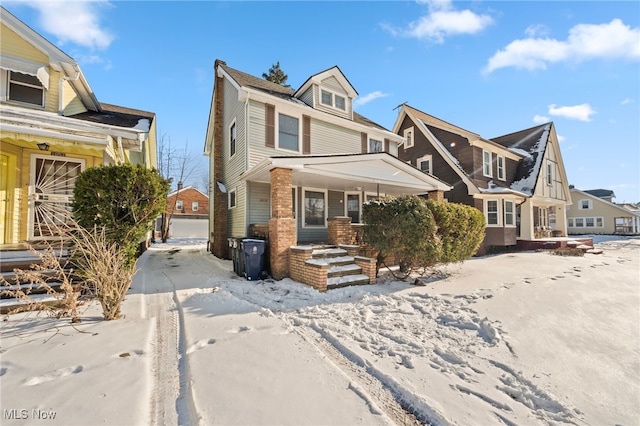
524;24;550;38
384;0;493;43
484;19;640;73
354;91;389;108
621;97;634;105
557;134;566;143
548;103;596;122
17;0;114;50
533;114;550;124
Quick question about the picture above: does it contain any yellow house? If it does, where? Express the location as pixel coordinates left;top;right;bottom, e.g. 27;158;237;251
0;7;157;247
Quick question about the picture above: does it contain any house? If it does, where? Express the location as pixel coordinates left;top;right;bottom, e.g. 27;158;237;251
157;183;209;239
204;60;451;281
0;7;158;248
394;104;572;251
567;187;640;235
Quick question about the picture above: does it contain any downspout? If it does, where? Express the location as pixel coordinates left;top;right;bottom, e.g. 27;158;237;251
58;71;80;115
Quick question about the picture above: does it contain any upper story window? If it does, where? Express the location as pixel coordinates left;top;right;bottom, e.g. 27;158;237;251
320;89;346;111
482;150;492;177
369;138;383;153
418;154;432;174
546;161;554;186
579;199;592;210
278;113;299;151
229;121;236;158
404;127;414;148
497;155;505;180
192;201;199;212
8;71;44;107
229;188;237;209
176;200;183;211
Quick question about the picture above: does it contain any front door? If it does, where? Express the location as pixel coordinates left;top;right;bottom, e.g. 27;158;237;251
28;155;84;239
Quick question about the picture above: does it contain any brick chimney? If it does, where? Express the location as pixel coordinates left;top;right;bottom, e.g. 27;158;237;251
177;181;183;191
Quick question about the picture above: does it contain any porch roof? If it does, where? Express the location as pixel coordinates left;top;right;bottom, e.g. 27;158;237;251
241;152;452;195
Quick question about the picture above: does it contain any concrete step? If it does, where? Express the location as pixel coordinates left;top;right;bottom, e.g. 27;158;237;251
327;263;362;279
327;274;370;289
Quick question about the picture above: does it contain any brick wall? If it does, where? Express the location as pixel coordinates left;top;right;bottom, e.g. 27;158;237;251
290;247;328;292
328;217;353;245
167;187;209;216
268;168;296;280
354;256;377;284
212;60;228;259
428;190;445;202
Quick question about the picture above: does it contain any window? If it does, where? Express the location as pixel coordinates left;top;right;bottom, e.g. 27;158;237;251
497;155;505;180
345;193;361;223
504;200;515;226
482;150;492;177
192;201;199;212
575;218;584;227
228;189;236;209
585;217;594;227
229;121;236;157
176;200;183;211
596;217;603;227
486;200;499;225
304;189;326;227
418;155;432;174
568;218;575;227
404;127;414;148
369;138;383;153
8;71;44;107
579;199;592;210
335;95;346;110
278;114;299;151
321;90;332;106
546;161;553;186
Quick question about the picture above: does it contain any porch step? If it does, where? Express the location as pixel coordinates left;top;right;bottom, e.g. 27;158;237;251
327;274;370;289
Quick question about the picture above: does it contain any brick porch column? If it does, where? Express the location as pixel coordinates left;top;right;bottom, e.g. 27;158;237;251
427;190;445;202
269;168;297;280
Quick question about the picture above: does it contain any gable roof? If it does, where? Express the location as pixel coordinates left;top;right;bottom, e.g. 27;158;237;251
584;188;616;199
71;103;155;131
293;65;358;98
216;61;387;132
570;188;636;216
168;185;208;198
490;123;552;196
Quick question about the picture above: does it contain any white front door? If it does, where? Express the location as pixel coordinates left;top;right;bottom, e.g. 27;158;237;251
29;155;85;239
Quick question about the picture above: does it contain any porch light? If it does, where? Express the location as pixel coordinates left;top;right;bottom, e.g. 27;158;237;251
37;142;50;151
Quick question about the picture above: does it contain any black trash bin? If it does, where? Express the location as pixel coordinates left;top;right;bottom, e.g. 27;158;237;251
228;237;245;277
241;239;266;280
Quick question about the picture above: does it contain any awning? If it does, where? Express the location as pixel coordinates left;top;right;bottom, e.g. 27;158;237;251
0;55;49;89
241;152;452;196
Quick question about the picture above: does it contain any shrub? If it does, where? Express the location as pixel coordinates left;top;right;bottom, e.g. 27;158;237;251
551;247;585;257
72;164;169;267
363;195;440;278
426;200;485;264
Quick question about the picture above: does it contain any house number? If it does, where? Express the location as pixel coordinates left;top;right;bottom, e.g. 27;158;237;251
51;151;67;157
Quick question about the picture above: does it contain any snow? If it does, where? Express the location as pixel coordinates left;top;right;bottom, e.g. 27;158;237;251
510;124;550;195
133;118;150;132
1;235;639;425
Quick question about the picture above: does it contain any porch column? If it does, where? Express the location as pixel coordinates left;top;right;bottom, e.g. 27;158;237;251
519;200;534;240
427;190;445;202
269;167;297;280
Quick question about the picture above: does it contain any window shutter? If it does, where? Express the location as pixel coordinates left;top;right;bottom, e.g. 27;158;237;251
265;104;275;148
361;132;367;153
384;138;390;153
303;115;311;154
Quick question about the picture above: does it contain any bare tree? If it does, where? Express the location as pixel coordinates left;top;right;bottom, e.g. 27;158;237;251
156;134;201;242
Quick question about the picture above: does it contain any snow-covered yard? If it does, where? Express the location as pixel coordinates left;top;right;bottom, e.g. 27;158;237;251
1;236;638;425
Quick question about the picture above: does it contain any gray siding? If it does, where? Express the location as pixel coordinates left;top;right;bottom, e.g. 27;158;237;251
328;190;344;218
314;79;351;120
299;87;313;107
247;181;271;232
309;119;361;154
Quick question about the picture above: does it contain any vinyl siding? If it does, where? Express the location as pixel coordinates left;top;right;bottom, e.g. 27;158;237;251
247;181;271;233
314;78;351;120
299;87;313;107
0;24;48;63
61;79;87;116
309;119;361;154
567;191;635;234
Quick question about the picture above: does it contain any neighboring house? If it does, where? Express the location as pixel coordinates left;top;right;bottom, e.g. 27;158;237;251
567;187;640;235
0;7;157;247
394;104;571;251
158;183;209;239
204;60;451;279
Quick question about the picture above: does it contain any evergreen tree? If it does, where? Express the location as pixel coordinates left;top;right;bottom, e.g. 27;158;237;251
262;61;290;87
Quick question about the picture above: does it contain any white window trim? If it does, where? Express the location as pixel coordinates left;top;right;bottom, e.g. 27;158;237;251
7;70;45;108
497;155;506;181
319;87;347;112
567;218;575;227
302;187;327;228
275;111;302;153
368;137;384;153
228;188;237;209
176;200;183;211
578;199;593;210
344;191;362;223
569;216;604;228
504;200;515;227
192;201;199;212
546;161;554;186
482;150;492;178
403;126;414;148
228;119;237;159
485;199;500;227
418;154;432;174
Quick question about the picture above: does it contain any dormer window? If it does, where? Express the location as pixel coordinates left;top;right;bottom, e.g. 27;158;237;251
369;138;383;153
8;71;44;107
320;89;346;111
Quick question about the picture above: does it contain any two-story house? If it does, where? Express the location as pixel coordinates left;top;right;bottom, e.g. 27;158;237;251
567;187;640;235
157;183;209;239
0;7;157;248
204;60;451;279
394;104;571;251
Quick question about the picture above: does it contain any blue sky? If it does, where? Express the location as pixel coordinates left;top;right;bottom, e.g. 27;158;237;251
4;1;640;202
